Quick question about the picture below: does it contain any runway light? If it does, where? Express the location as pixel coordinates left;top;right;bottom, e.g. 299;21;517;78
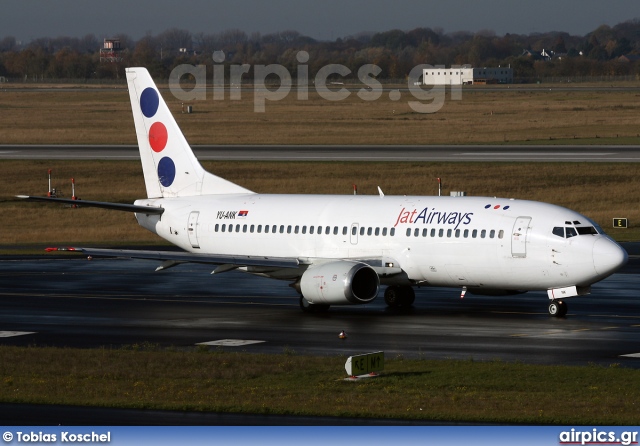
339;330;347;339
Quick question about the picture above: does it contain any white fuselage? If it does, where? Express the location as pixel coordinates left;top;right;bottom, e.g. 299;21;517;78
134;194;626;292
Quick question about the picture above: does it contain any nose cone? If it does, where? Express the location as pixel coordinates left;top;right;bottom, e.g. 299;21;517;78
593;238;628;277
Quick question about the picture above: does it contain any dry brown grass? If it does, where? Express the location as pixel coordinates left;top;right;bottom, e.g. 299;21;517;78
2;160;640;247
1;86;640;145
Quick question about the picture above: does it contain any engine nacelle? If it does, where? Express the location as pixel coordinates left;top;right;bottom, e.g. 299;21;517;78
300;261;380;305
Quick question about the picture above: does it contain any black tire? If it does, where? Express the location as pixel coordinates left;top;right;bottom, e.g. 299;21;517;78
400;286;416;306
549;300;567;317
384;286;401;307
385;286;415;307
557;300;567;317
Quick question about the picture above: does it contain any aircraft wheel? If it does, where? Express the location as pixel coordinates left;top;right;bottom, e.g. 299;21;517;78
384;286;401;307
400;286;416;306
385;286;415;307
548;300;567;317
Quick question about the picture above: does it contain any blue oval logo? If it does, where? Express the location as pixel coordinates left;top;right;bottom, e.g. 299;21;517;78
157;157;176;187
140;88;159;118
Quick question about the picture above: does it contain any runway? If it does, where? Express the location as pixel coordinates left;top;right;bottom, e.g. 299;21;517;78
1;251;639;368
1;144;640;162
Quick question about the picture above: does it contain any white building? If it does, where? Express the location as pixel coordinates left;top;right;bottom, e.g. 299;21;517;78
422;66;513;85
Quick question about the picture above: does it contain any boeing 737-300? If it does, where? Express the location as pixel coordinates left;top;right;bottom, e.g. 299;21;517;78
18;67;628;317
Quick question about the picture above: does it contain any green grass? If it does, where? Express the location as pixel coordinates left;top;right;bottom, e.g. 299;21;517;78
0;345;638;424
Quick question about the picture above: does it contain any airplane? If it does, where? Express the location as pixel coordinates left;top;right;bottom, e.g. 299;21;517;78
18;67;628;317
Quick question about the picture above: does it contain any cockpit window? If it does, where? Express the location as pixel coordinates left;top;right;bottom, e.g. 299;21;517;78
553;224;598;238
577;226;598;235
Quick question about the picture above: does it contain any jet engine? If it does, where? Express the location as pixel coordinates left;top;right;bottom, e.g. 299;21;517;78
299;261;379;305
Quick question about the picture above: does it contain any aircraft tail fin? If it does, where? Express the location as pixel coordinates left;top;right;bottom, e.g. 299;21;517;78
125;67;253;198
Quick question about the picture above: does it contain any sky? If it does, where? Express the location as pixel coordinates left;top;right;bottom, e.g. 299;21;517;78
3;0;638;43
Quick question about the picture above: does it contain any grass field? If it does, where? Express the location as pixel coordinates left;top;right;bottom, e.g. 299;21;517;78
1;345;639;425
1;84;640;145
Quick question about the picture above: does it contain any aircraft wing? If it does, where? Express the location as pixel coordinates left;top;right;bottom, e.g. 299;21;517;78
16;195;164;215
46;247;300;271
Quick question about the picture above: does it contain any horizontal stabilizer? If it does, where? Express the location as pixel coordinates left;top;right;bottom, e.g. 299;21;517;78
16;195;164;215
45;247;300;269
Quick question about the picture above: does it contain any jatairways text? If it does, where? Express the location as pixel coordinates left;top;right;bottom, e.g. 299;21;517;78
393;207;473;229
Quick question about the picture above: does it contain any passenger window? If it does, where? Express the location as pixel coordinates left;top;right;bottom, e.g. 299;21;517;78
439;228;444;237
272;225;277;233
566;227;577;238
430;228;436;237
236;224;240;232
257;225;262;233
390;228;395;236
334;227;339;235
343;227;348;235
375;228;380;236
414;228;420;237
472;229;477;238
406;228;411;237
302;226;306;234
481;229;486;238
265;225;269;234
360;227;365;236
294;225;299;234
455;229;460;238
279;225;285;234
447;229;452;237
228;225;233;233
215;224;219;232
490;230;495;238
250;225;255;233
287;225;292;234
352;226;357;236
325;226;331;234
243;224;248;233
382;228;387;236
422;228;428;237
310;226;314;234
221;224;226;233
464;229;469;238
498;230;504;239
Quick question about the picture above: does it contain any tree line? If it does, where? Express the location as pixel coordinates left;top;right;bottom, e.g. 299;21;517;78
1;19;639;82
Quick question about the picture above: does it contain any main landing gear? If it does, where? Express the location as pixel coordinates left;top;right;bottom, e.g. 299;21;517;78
384;286;415;308
548;299;568;317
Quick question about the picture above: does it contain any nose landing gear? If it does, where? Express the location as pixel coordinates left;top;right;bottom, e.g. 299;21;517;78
548;299;567;317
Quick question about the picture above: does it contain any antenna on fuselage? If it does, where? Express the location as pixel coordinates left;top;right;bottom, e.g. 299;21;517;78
437;177;442;196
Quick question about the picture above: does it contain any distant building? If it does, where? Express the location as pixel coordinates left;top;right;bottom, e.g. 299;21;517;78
100;39;123;63
422;66;513;85
618;54;640;63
